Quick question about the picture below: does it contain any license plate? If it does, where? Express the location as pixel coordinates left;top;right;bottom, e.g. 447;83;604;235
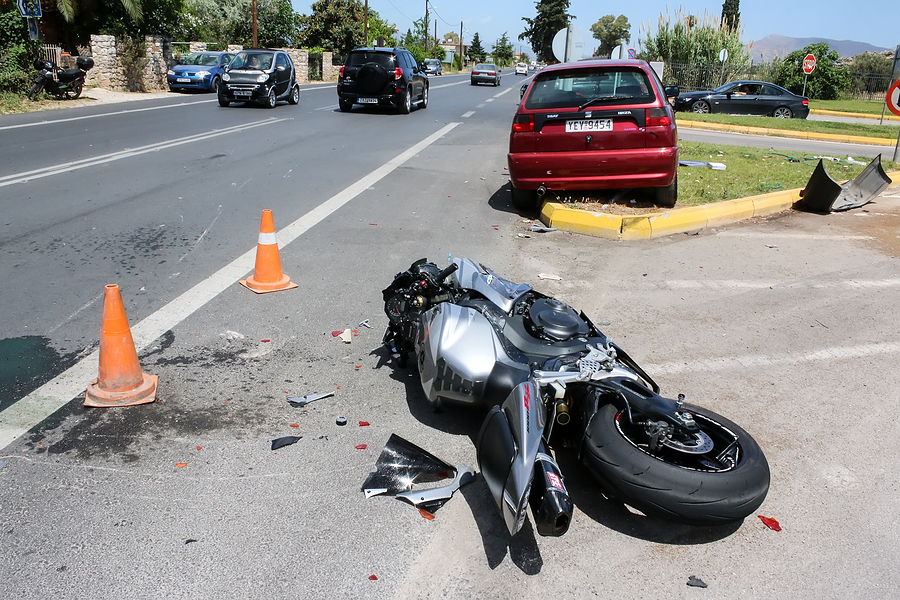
235;91;252;97
176;78;190;83
565;119;613;132
357;97;377;104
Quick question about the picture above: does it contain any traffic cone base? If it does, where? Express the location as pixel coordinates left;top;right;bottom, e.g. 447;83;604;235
85;374;158;408
240;209;297;293
239;273;298;294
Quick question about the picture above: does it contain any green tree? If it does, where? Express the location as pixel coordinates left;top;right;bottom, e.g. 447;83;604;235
467;32;486;62
590;14;630;57
69;0;182;40
492;32;514;67
1;5;40;93
175;0;250;45
520;0;572;63
775;43;850;100
55;0;143;24
638;8;748;66
519;51;531;63
721;0;740;32
297;0;366;53
443;31;459;45
849;51;892;76
257;0;298;47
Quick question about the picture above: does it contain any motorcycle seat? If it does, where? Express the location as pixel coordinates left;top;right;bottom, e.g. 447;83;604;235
58;69;83;82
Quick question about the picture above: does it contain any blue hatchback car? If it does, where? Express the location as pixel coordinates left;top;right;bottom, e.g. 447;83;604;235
167;51;235;93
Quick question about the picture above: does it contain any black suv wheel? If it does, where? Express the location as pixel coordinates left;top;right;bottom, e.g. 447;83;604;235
337;47;428;114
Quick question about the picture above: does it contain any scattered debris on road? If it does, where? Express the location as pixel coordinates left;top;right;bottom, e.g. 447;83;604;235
287;391;334;407
687;575;708;588
271;436;302;450
758;515;782;531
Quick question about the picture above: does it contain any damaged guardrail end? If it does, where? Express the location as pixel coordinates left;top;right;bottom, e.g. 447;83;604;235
794;155;891;214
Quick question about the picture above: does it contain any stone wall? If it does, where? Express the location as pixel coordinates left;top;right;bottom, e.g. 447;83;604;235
85;37;329;90
322;51;339;82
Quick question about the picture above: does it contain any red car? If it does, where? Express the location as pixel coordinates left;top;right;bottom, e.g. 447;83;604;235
508;59;678;210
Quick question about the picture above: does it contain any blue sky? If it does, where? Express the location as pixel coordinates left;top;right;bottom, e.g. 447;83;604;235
291;0;898;56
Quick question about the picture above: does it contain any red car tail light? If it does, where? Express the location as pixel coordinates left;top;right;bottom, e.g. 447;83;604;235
394;67;403;80
646;106;672;127
802;99;809;106
512;114;534;133
339;65;345;78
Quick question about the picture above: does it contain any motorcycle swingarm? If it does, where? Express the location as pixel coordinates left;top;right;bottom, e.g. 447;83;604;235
593;376;698;433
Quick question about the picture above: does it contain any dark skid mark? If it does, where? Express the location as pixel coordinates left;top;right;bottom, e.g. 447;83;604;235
0;336;80;413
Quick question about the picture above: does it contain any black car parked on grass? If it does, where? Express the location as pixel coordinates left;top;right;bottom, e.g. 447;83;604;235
218;49;300;108
673;80;809;119
337;47;429;114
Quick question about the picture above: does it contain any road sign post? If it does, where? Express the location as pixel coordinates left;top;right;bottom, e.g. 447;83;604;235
802;53;816;97
16;0;42;17
718;48;728;86
886;79;900;161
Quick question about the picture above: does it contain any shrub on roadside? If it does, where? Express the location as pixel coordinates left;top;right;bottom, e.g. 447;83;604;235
0;7;40;94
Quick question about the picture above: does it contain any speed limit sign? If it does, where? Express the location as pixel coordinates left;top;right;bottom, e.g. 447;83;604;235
887;79;900;117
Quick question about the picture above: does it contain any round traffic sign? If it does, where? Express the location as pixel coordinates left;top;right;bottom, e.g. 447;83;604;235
887;79;900;117
803;54;816;75
627;48;636;59
719;48;729;62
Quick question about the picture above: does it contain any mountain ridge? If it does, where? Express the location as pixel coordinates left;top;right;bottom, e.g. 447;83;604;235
749;34;891;61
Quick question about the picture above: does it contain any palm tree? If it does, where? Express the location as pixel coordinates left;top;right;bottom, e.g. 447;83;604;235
56;0;143;23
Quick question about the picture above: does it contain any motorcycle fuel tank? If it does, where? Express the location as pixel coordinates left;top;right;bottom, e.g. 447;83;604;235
416;302;528;408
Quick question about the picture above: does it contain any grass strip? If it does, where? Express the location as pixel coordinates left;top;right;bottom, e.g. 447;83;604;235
676;112;898;139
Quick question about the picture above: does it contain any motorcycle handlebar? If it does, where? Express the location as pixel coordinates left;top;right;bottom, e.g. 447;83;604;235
435;262;458;283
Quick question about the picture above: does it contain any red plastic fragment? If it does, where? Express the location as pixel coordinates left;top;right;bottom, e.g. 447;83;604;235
331;331;342;337
355;444;368;450
261;339;270;343
358;421;370;427
289;423;299;428
175;463;187;468
196;445;203;451
418;508;435;520
758;515;782;531
368;574;378;581
369;223;377;226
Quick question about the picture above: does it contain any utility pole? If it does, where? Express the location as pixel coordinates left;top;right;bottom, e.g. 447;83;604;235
459;21;463;72
252;0;257;47
364;0;369;47
423;0;429;52
434;20;437;59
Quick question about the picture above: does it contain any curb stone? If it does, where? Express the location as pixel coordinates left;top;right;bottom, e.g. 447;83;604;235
539;171;900;240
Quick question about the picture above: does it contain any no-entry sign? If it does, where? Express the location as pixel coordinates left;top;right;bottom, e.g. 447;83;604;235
886;79;900;117
803;54;817;75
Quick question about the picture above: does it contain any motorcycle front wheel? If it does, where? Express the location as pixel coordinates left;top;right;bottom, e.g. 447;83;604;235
28;82;44;100
582;402;769;525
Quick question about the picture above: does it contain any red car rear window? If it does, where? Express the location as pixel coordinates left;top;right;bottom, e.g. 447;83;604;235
524;67;656;110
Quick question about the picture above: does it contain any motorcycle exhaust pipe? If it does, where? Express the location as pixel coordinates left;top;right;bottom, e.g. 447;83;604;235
536;185;547;197
528;451;573;537
554;400;570;425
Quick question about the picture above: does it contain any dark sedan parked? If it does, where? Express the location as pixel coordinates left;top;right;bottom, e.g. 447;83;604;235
674;80;809;119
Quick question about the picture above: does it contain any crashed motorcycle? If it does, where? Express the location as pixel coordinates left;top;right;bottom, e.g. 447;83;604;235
28;56;94;100
382;258;769;537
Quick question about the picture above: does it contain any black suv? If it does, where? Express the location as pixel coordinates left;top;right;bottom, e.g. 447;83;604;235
219;49;299;108
337;47;428;114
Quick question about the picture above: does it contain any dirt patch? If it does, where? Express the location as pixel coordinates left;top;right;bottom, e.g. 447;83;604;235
12;87;175;114
548;190;668;216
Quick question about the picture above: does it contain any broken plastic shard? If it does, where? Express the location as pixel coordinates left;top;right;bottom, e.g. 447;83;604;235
418;508;436;520
538;273;562;280
0;460;6;469
271;436;302;450
396;465;476;512
287;391;334;407
361;434;456;496
687;576;708;588
358;319;372;329
758;515;782;531
355;444;368;450
338;329;352;343
359;421;370;427
368;574;378;581
529;224;557;233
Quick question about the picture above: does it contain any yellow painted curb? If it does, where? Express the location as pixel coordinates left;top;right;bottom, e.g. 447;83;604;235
539;170;900;240
811;108;900;122
677;119;896;146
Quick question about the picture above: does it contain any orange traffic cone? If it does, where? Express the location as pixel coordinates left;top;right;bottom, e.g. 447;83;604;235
239;209;298;293
84;284;158;408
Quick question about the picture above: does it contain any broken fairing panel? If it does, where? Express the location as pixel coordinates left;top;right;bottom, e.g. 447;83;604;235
795;156;891;214
396;466;476;512
361;434;456;497
287;391;334;407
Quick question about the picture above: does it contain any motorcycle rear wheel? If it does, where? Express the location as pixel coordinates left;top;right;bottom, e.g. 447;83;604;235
64;82;83;100
582;402;769;525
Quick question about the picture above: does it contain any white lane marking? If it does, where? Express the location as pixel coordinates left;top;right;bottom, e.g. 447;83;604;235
663;278;900;290
493;87;514;98
431;81;468;90
0;122;461;450
462;111;475;118
0;118;286;187
485;98;495;102
476;104;486;108
314;104;339;111
0;99;218;130
649;341;900;376
715;232;873;240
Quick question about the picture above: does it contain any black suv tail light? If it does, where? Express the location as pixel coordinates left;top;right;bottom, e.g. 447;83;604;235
646;106;672;127
512;114;534;132
394;67;403;81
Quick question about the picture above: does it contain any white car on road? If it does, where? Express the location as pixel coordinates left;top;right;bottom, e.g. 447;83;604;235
515;62;529;75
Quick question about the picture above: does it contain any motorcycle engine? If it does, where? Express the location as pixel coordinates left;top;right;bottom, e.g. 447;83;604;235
526;298;589;342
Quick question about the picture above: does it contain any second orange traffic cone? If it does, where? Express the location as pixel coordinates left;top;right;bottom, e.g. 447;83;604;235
84;284;158;408
239;209;298;293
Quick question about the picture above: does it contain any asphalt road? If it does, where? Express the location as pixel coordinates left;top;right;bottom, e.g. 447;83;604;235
1;73;899;598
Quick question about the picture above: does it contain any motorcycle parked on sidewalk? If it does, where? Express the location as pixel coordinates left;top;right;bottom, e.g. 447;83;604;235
382;257;770;537
28;56;94;100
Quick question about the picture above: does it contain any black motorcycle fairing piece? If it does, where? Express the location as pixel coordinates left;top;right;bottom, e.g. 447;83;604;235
361;434;456;497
